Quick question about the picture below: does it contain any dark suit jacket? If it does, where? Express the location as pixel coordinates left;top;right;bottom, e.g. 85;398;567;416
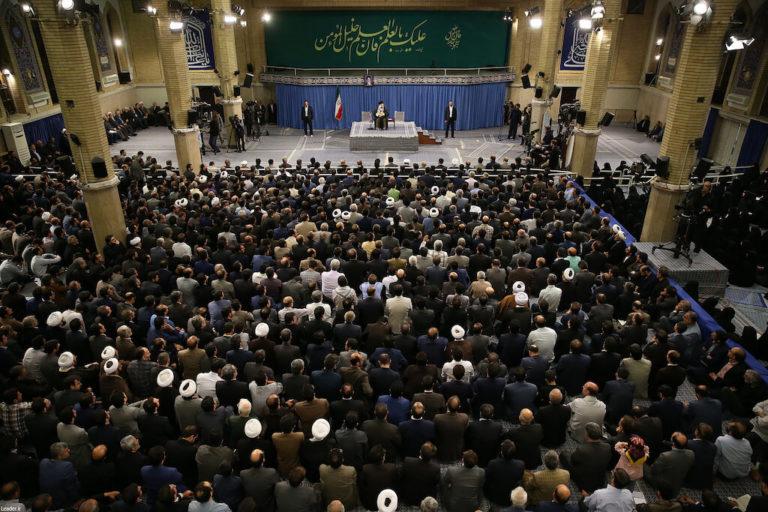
300;105;314;121
601;379;635;423
567;440;612;492
506;423;543;469
216;379;250;409
140;464;187;505
39;458;80;509
434;412;470;462
684;397;723;436
398;457;441;506
536;403;571;447
360;462;398;510
398;418;436;458
483;457;524;506
330;398;368;429
684;439;716;489
240;466;280;512
466;419;504;467
654;365;687;394
412;391;446;420
361;418;401;460
164;438;198;488
556;353;591;396
648;398;685;439
444;105;457;121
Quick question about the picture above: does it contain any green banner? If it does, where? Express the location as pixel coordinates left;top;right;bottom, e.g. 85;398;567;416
264;11;509;69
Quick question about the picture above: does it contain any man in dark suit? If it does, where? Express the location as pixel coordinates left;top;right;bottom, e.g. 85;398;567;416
537;388;571;447
399;442;441;506
164;427;199;489
648;385;685;439
466;404;504;467
398;402;436;457
240;448;281;512
555;340;591;396
362;403;401;461
330;384;367;430
507;408;543;469
140;445;188;506
412;376;446;420
484;439;524;508
507;103;521;140
215;365;250;409
536;484;577;512
644;432;695;496
601;367;636;425
300;100;313;136
444;100;457;138
39;442;80;509
683;385;723;437
653;350;687;396
560;422;612;492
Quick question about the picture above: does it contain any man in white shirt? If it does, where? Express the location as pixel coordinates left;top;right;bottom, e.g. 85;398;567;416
321;259;343;298
196;360;225;400
306;290;332;321
537;274;563;312
527;315;557;362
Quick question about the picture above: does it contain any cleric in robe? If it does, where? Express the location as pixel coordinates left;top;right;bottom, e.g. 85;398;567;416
373;101;388;130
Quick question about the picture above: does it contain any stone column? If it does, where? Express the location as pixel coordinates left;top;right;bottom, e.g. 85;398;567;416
210;0;243;134
569;0;621;176
245;8;269;100
153;2;202;171
34;0;126;250
641;0;739;242
530;0;563;141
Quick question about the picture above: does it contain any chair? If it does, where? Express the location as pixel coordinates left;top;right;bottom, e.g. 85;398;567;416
394;111;405;127
361;111;372;126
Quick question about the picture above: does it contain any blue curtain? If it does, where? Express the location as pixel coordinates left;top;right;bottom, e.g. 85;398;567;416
23;113;65;146
737;119;768;168
697;107;719;159
276;83;506;131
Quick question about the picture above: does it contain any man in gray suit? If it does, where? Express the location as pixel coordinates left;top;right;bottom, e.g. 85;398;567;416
56;406;92;471
441;450;485;512
644;431;695;495
275;466;319;512
241;449;280;512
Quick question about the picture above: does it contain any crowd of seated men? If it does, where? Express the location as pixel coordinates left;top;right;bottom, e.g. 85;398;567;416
0;154;767;512
103;103;170;145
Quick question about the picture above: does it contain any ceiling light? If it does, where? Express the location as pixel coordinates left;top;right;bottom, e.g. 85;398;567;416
261;11;272;23
529;16;543;29
20;3;34;16
223;14;237;25
1;68;11;76
59;0;75;10
240;20;247;27
578;17;593;30
169;20;185;33
591;1;605;20
693;0;709;16
146;5;157;16
656;37;663;46
654;54;661;61
113;38;123;47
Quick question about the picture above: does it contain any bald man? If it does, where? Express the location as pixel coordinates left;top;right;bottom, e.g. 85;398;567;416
535;484;573;512
567;382;606;442
537;388;571;447
327;500;345;512
644;432;694;496
398;402;437;458
240;449;281;512
508;408;543;469
78;444;119;497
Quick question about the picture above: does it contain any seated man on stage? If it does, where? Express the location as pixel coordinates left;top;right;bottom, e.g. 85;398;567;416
374;101;388;130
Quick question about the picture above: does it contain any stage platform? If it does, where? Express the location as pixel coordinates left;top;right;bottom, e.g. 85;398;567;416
634;242;730;297
349;121;419;152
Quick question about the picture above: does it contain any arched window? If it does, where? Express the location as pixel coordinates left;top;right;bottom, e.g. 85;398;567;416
713;3;751;105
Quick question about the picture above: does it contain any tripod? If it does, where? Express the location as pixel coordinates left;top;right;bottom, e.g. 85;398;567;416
651;211;694;266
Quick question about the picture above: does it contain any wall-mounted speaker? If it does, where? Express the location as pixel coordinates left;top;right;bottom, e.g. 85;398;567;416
246;63;255;73
656;156;670;179
233;86;241;97
118;72;132;84
91;157;108;179
521;75;531;89
187;109;198;126
549;85;561;98
693;158;713;180
242;73;253;88
521;63;532;74
534;87;543;99
213;86;222;97
599;112;615;127
576;110;586;125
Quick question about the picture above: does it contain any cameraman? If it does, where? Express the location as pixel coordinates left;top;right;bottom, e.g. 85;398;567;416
233;114;246;152
686;180;715;253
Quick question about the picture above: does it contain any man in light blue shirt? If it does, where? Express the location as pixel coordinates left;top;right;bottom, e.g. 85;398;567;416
583;469;635;512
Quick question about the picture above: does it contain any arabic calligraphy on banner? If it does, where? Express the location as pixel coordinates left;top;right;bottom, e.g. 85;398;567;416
266;11;508;68
184;9;216;70
313;18;428;62
560;15;589;71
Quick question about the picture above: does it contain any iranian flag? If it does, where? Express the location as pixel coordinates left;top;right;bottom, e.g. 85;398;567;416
334;87;343;121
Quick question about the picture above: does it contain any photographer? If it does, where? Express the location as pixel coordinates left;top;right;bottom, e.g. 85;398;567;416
233;114;246;152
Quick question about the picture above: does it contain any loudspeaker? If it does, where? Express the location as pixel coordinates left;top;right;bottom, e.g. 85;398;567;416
694;158;713;180
118;72;132;84
644;73;656;85
187;109;198;126
535;87;543;99
55;155;74;175
246;63;255;73
549;85;561;98
521;75;531;89
213;86;222;97
521;63;532;74
599;112;615;127
576;110;586;125
233;86;241;97
242;73;253;88
655;156;670;179
91;157;108;179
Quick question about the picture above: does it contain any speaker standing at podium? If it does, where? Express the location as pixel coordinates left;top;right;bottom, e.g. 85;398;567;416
301;100;314;137
444;100;457;138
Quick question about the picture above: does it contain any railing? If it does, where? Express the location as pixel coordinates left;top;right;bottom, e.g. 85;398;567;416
262;65;514;77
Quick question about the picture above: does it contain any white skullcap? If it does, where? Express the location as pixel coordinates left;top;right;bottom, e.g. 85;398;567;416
515;292;529;306
104;358;119;375
451;325;465;340
179;379;197;398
